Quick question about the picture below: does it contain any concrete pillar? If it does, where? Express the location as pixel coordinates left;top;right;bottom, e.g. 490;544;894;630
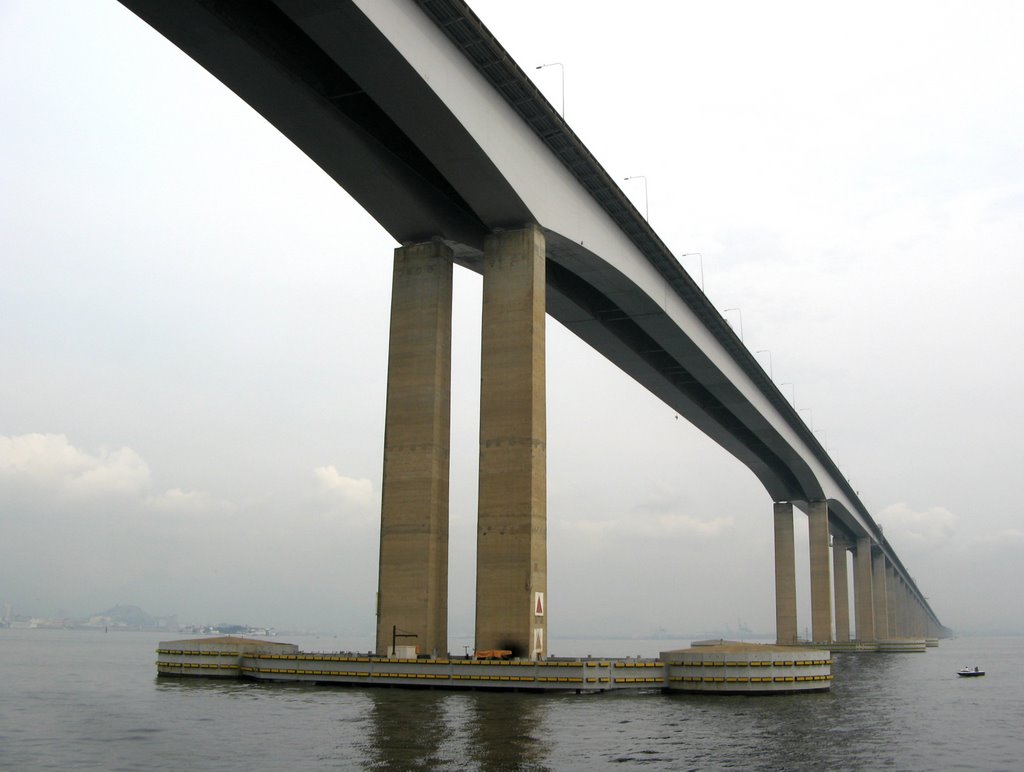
904;586;913;635
871;547;889;639
808;501;832;643
475;225;547;659
853;536;875;641
376;240;454;656
773;502;798;645
831;535;851;642
886;563;899;638
897;577;905;630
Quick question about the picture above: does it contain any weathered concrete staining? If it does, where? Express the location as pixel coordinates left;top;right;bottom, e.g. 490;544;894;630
476;226;547;659
376;241;454;657
157;638;832;694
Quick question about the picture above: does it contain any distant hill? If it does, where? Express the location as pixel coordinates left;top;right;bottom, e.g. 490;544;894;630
91;604;155;627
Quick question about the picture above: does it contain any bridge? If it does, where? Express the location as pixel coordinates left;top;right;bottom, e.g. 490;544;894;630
117;0;949;657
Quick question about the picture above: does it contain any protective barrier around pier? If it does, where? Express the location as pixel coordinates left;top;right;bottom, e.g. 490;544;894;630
156;637;832;694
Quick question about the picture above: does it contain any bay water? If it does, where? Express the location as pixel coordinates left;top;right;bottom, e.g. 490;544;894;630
1;629;1021;770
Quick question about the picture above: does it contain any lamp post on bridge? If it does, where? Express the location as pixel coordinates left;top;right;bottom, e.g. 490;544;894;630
535;62;564;118
799;407;814;430
756;349;773;380
623;175;648;221
781;382;796;408
722;307;744;342
680;252;704;292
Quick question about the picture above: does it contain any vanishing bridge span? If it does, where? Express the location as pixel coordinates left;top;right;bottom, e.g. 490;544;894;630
119;0;948;656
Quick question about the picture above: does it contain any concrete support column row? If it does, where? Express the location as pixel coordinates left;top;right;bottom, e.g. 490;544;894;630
771;507;937;646
773;501;834;645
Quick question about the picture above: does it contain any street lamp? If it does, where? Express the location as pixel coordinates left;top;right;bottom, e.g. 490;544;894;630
756;349;773;380
722;307;744;342
781;382;796;407
680;252;704;292
535;62;564;118
623;175;648;221
800;407;814;430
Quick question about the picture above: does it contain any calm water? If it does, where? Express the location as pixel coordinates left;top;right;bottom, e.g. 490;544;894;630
1;630;1021;770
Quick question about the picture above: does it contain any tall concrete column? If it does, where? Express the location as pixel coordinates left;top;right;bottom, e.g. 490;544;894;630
897;581;908;637
886;563;899;638
871;547;889;639
853;537;875;641
903;585;912;636
773;502;798;645
376;240;454;656
808;501;832;643
475;225;547;659
831;535;851;642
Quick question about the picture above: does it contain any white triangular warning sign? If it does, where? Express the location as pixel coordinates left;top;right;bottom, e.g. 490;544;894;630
534;591;544;617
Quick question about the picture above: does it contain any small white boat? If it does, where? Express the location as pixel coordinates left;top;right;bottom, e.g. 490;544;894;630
957;666;985;677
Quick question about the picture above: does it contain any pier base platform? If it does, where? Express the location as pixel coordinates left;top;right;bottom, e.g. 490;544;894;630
661;642;832;694
157;637;832;694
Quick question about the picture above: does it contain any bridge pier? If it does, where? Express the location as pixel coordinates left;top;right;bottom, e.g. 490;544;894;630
808;501;833;643
475;225;548;659
871;547;889;639
773;502;798;645
853;536;875;641
375;227;548;660
886;562;899;637
831;535;851;642
375;240;454;657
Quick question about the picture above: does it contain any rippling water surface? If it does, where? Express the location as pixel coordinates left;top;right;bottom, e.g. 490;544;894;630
1;630;1020;770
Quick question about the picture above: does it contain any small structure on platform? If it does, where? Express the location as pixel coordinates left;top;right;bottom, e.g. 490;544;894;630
660;641;832;694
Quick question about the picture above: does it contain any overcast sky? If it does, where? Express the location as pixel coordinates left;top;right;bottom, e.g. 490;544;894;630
3;0;1023;642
